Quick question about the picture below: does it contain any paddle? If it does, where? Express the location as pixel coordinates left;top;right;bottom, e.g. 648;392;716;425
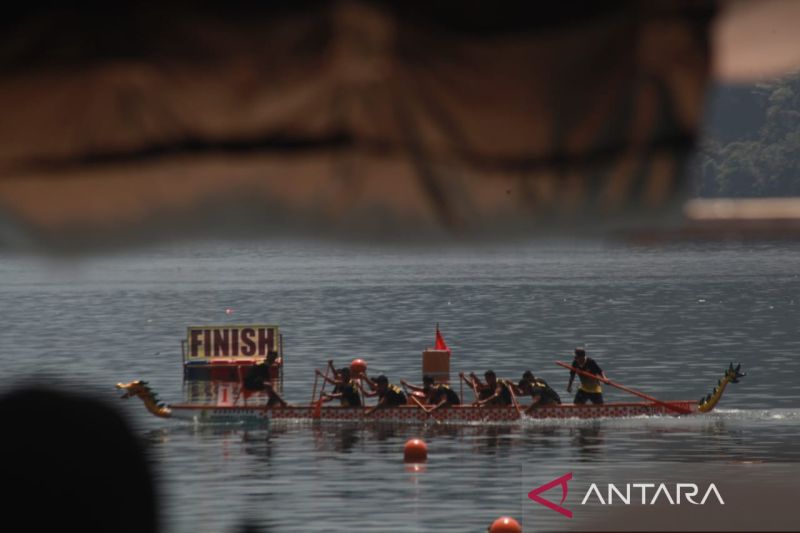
311;370;320;405
312;397;324;419
357;380;377;417
555;361;691;415
400;382;430;404
507;383;524;418
460;372;489;421
460;372;478;399
233;366;246;405
311;365;332;419
409;395;441;425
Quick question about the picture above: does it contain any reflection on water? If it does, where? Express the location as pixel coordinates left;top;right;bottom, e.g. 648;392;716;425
143;409;800;532
471;425;515;455
572;425;605;459
182;380;275;407
312;424;361;454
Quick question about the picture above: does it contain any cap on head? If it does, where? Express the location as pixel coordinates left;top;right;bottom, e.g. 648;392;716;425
522;370;534;381
422;375;434;385
484;370;496;379
375;375;388;385
574;348;586;358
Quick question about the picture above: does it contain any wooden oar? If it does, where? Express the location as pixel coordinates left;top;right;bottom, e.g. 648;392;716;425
409;395;441;425
311;370;320;405
507;383;524;419
459;372;478;401
312;398;324;419
233;367;245;405
460;372;488;421
555;361;691;415
400;383;429;404
354;380;381;417
311;366;332;419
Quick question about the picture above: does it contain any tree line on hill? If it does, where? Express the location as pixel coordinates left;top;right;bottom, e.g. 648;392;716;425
692;72;800;197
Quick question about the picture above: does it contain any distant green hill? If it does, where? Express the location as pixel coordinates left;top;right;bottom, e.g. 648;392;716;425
692;73;800;197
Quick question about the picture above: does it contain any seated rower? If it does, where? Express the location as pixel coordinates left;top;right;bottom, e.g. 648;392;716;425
461;372;492;402
470;370;514;407
517;370;561;412
401;375;460;411
242;361;288;407
360;374;407;414
317;365;362;407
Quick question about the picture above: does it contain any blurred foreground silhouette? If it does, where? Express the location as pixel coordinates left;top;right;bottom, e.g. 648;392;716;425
2;1;799;250
4;0;796;250
0;386;158;533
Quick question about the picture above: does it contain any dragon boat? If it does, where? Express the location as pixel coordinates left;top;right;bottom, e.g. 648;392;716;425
117;363;744;425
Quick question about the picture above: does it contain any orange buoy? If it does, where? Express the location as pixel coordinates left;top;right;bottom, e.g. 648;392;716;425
489;516;521;533
403;438;428;462
350;358;367;377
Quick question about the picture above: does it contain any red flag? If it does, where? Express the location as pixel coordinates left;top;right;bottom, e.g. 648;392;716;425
435;325;450;353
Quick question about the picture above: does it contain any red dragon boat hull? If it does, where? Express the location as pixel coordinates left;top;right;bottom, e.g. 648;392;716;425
162;401;699;424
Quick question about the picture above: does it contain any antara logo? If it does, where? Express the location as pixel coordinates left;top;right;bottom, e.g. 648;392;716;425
528;473;724;518
581;483;725;505
528;472;573;518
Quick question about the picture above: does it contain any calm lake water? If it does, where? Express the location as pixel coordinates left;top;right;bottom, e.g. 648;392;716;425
1;240;799;532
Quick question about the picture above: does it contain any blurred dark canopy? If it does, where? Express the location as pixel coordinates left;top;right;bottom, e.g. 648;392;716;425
0;0;778;249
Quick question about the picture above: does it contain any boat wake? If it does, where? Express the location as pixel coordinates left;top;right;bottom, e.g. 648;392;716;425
513;407;800;428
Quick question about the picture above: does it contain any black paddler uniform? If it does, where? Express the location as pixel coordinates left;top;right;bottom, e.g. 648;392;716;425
334;380;362;407
429;384;460;405
530;378;561;405
379;383;407;406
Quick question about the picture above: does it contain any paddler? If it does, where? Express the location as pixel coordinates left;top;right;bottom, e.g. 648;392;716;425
470;370;513;407
360;374;407;414
317;365;362;407
243;360;271;391
242;361;288;407
517;370;561;412
265;349;282;380
401;375;460;411
566;348;606;404
241;350;282;387
262;382;288;407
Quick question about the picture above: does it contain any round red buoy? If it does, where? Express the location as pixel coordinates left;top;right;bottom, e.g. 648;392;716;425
403;438;428;462
350;358;367;376
489;517;521;533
